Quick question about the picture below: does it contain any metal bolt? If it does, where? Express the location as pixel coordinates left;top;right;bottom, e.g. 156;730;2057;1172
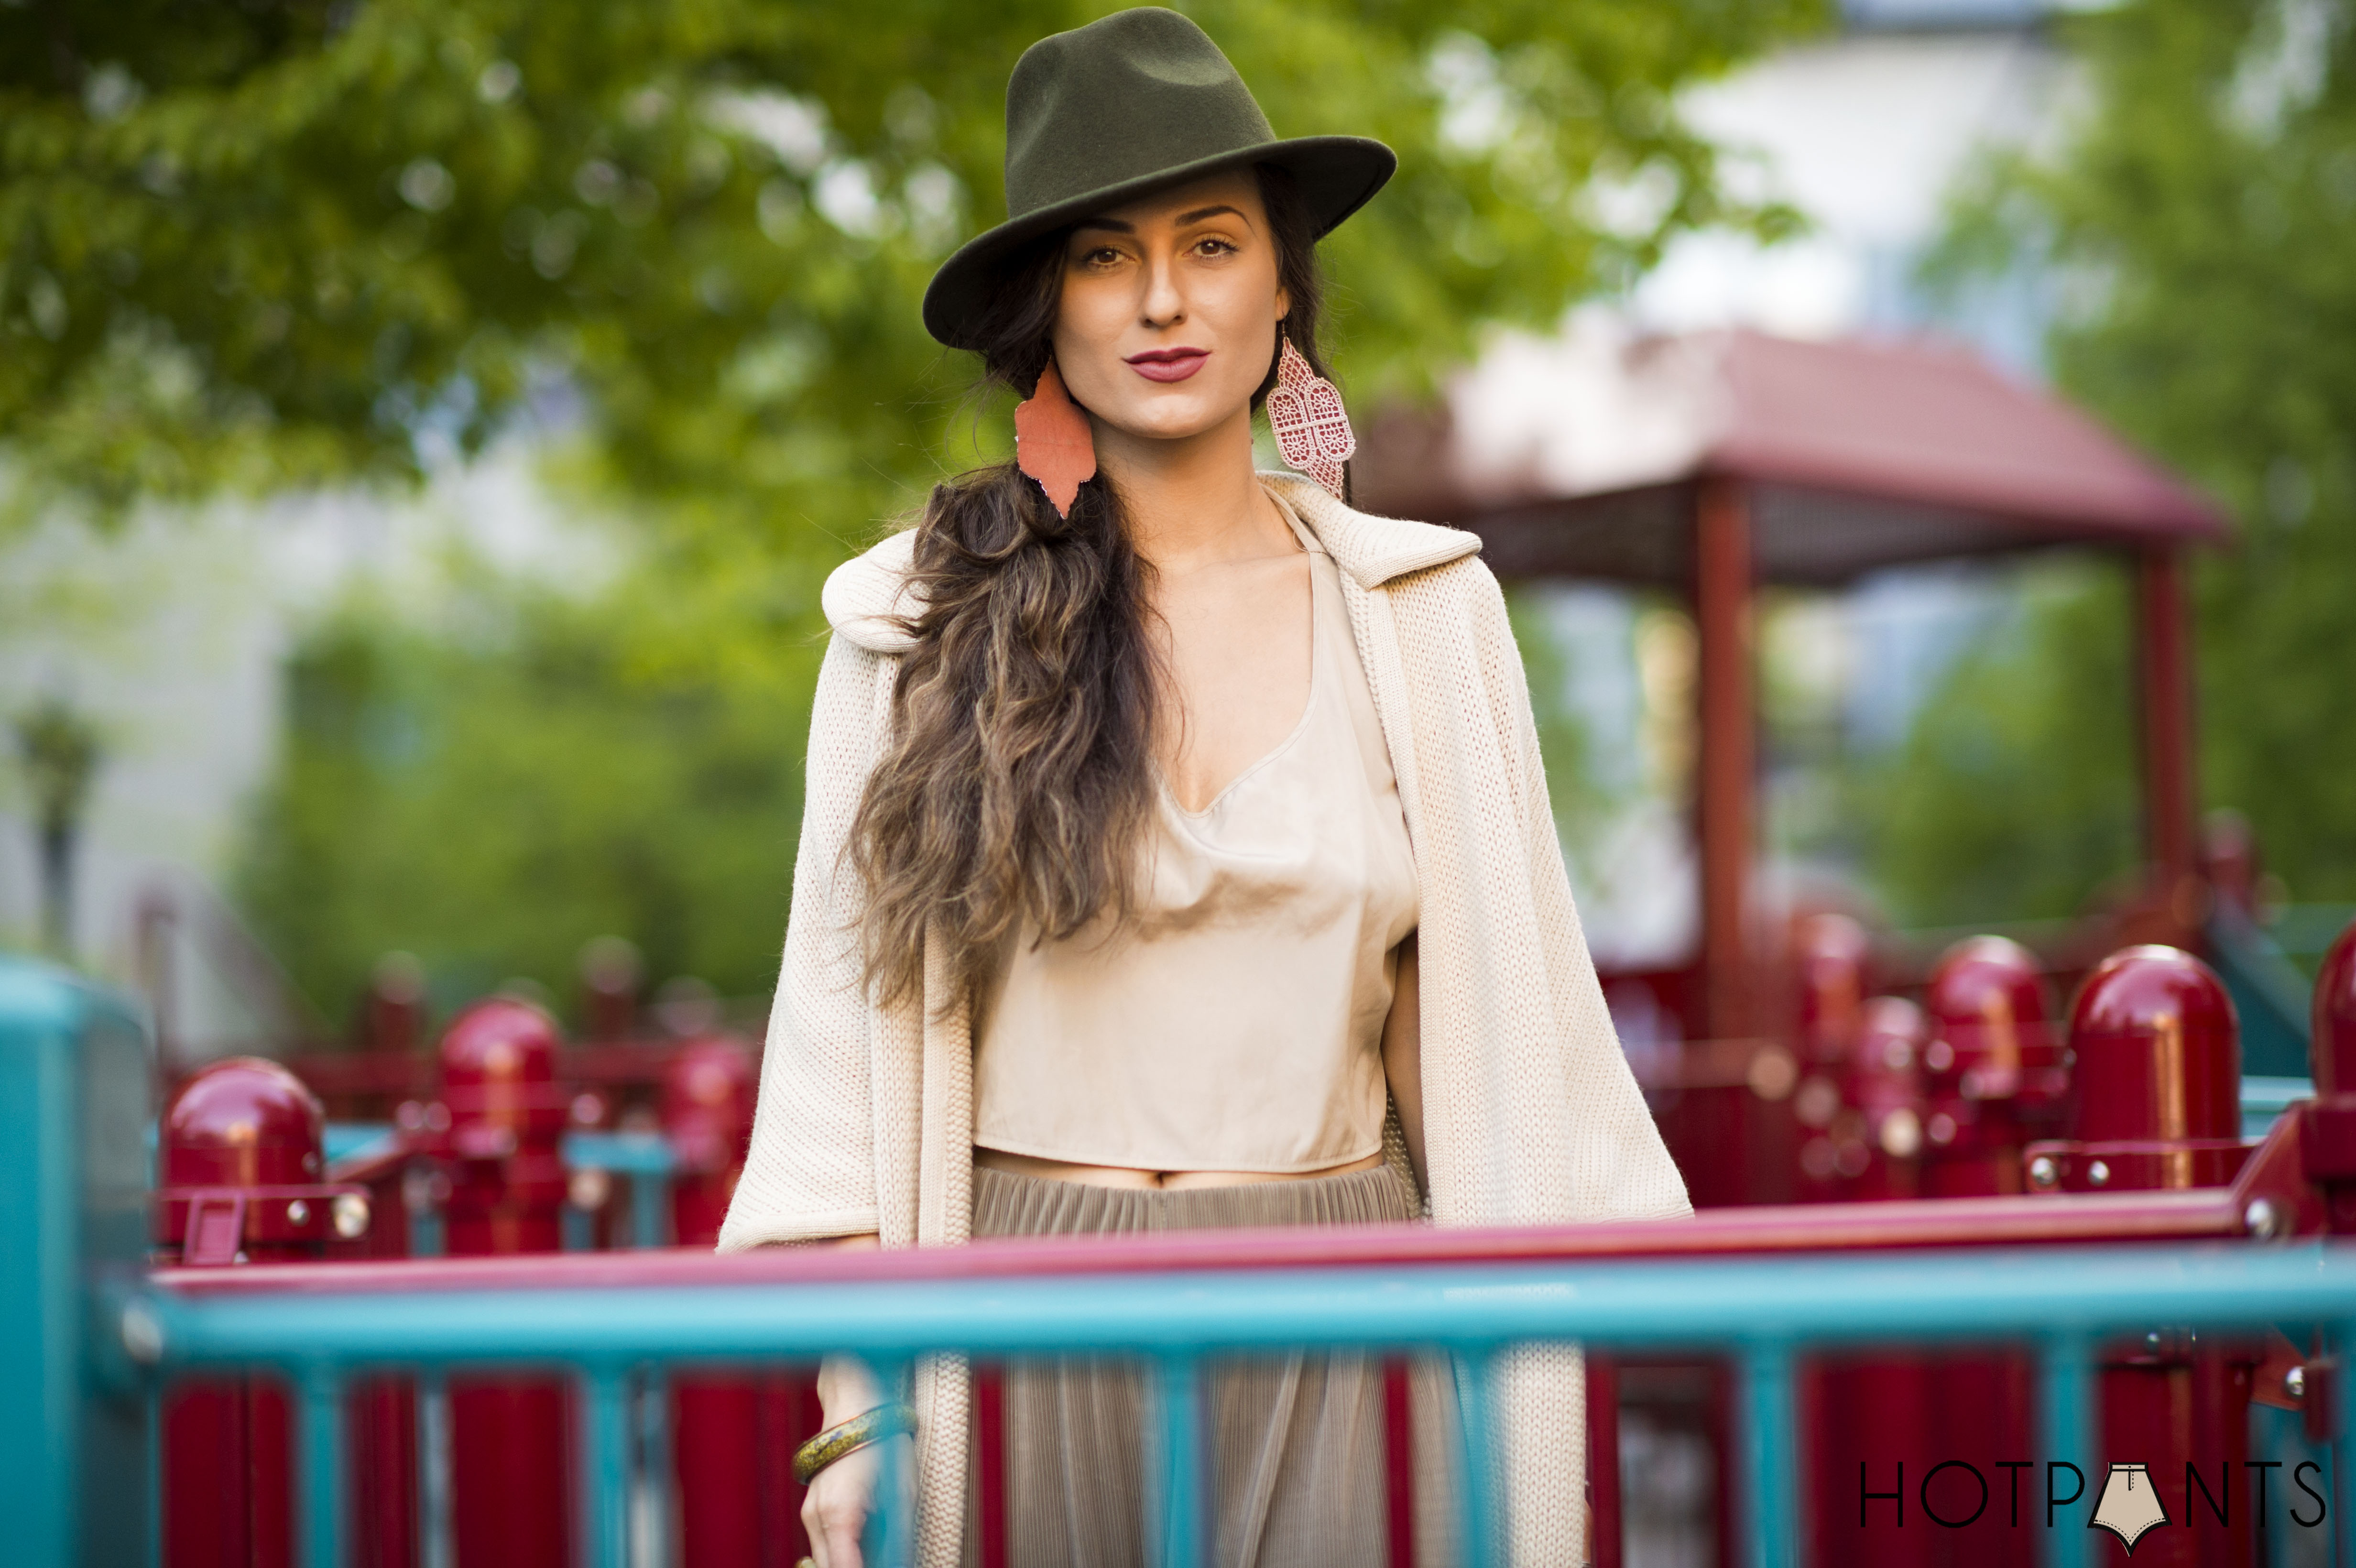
2028;1155;2059;1189
332;1192;371;1241
2245;1197;2283;1240
2289;1366;2307;1402
2087;1160;2111;1188
120;1301;165;1365
285;1198;310;1226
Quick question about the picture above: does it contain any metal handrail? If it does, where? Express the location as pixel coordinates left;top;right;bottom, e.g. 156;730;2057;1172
131;1234;2356;1568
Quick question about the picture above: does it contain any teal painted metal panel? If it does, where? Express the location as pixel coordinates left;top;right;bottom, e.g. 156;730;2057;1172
323;1122;393;1165
0;958;153;1568
2212;911;2315;1078
1742;1344;1798;1568
0;959;81;1568
2036;1335;2094;1568
1154;1354;1205;1568
1452;1350;1497;1567
298;1367;347;1568
2245;1075;2315;1138
579;1365;630;1568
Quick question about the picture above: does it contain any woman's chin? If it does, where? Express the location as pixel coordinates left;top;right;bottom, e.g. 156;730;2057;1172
1093;399;1250;449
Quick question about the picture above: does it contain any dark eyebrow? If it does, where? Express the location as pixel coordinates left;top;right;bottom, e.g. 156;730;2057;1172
1072;216;1134;234
1177;204;1246;225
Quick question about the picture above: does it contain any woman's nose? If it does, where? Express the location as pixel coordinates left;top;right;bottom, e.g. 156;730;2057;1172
1139;253;1186;328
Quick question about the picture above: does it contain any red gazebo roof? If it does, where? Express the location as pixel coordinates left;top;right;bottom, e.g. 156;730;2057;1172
1353;328;2230;585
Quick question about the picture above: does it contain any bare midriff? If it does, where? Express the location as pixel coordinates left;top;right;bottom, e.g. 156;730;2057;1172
972;1144;1386;1190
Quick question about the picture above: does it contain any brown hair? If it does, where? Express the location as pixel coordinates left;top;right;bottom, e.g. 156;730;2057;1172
849;164;1340;1010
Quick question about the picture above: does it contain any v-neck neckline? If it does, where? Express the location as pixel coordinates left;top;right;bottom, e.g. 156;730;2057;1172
1160;547;1324;819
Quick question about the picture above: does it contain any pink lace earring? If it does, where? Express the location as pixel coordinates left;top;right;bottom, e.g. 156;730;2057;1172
1266;330;1355;499
1014;359;1097;518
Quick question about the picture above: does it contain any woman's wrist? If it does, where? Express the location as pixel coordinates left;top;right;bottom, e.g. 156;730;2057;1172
816;1353;885;1426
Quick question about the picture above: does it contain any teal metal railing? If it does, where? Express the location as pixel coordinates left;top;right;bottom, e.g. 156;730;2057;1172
12;958;2355;1568
125;1240;2356;1568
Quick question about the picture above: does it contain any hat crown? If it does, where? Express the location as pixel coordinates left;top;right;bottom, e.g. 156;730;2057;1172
1004;9;1276;221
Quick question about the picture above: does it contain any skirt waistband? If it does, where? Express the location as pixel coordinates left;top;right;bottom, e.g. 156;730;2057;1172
971;1162;1417;1238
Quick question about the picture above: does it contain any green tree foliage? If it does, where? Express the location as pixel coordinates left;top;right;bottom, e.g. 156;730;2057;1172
1877;0;2356;921
1854;563;2139;927
3;0;1814;522
233;569;823;1013
6;0;1821;1011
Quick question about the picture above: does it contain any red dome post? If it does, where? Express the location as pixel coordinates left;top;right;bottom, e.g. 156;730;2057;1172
662;1037;756;1247
2313;917;2356;1099
1789;915;1871;1201
432;999;578;1568
1885;936;2062;1568
2299;915;2356;1232
1843;997;1927;1204
155;1059;380;1568
1800;997;1944;1568
660;1037;807;1568
1917;937;2061;1198
2026;945;2256;1568
1876;960;2045;1567
2026;945;2244;1192
1794;913;1871;1068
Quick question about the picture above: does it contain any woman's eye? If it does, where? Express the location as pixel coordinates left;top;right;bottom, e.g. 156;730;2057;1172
1196;237;1237;257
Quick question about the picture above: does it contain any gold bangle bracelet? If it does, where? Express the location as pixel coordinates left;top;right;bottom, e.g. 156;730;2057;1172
792;1401;918;1487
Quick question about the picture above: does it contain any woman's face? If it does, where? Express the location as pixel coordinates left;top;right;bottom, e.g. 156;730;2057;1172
1050;169;1288;447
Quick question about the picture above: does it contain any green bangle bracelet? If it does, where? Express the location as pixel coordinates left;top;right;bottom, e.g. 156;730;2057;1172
792;1401;918;1487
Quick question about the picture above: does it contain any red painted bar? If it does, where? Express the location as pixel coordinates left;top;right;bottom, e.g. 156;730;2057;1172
154;1173;2278;1302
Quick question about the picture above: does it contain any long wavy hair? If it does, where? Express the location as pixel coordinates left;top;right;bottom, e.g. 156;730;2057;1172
849;163;1341;1010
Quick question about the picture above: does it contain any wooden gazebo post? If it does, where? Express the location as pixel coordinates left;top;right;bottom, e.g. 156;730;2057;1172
1695;476;1756;1043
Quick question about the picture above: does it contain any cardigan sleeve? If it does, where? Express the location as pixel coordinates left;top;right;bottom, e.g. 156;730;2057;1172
716;632;891;1251
1467;563;1693;1224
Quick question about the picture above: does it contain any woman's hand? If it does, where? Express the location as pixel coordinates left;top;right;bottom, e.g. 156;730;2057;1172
802;1432;913;1568
802;1332;911;1568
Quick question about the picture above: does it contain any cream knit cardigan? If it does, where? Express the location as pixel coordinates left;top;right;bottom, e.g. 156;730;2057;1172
718;474;1691;1565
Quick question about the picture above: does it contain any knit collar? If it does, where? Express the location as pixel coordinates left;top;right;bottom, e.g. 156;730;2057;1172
822;473;1482;654
1258;473;1483;589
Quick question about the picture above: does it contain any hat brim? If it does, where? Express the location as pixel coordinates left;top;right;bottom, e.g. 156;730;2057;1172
921;135;1396;351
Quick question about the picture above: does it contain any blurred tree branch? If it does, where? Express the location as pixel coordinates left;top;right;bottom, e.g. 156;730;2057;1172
2;0;1821;532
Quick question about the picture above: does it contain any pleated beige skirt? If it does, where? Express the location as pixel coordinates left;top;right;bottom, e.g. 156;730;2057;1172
968;1163;1453;1568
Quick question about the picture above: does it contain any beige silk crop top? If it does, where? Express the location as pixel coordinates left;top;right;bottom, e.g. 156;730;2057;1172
971;509;1419;1173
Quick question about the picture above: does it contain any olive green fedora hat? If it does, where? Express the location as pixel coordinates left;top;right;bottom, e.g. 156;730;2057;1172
922;7;1395;350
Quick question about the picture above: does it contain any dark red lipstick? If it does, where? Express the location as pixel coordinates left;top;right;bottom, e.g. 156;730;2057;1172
1124;346;1210;383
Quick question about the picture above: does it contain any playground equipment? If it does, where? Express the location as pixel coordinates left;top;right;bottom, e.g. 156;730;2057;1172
10;917;2356;1566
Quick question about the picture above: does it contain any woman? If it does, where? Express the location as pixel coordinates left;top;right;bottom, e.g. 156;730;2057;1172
718;10;1689;1567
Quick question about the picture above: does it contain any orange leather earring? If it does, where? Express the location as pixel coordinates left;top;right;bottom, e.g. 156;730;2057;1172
1014;359;1097;518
